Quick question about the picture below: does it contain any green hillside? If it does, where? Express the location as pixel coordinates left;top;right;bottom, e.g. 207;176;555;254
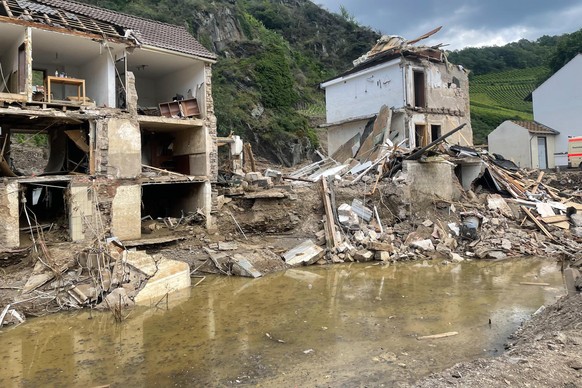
469;67;548;144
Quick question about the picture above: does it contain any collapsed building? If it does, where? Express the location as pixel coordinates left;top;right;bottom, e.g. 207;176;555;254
320;28;473;158
0;0;218;248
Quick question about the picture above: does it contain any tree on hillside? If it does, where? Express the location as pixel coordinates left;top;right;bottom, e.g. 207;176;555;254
548;28;582;73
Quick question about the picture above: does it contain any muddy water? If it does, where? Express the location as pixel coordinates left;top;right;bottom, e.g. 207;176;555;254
0;258;564;387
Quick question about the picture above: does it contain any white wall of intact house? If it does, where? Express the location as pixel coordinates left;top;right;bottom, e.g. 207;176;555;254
321;58;405;124
488;121;532;167
533;54;582;167
488;121;556;169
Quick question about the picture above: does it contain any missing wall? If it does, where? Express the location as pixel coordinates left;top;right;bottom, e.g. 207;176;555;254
141;182;208;220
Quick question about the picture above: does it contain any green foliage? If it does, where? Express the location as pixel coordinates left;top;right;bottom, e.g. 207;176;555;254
339;5;356;24
549;28;582;73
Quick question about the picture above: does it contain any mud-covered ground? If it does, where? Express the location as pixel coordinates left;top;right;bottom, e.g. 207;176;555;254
415;293;582;387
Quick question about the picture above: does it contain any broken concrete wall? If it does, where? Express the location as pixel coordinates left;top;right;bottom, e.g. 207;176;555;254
326;118;370;157
403;58;472;146
0;182;19;248
111;183;141;240
69;184;93;242
102;117;141;178
204;63;218;182
409;112;472;147
403;160;462;204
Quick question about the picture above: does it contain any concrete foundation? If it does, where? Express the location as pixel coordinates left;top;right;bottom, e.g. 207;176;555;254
403;160;461;203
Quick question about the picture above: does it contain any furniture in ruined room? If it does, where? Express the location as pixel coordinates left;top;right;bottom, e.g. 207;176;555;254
46;76;85;104
159;98;200;118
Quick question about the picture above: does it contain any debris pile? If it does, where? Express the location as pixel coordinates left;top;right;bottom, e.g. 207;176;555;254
0;239;191;328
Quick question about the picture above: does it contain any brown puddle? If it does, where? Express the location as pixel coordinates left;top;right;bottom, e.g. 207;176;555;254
0;258;564;387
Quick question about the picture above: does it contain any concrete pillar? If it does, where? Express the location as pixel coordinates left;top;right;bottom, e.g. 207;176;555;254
0;182;19;248
105;118;141;178
111;184;141;240
69;185;93;242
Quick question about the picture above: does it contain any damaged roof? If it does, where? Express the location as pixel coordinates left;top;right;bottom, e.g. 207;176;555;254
512;121;559;135
1;0;216;60
322;26;448;84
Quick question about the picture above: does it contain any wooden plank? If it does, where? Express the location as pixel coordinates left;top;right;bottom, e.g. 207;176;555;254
541;215;569;224
331;132;361;163
530;171;544;194
519;282;550;286
320;178;338;249
418;331;459;340
564;202;582;211
552;221;570;230
356;105;390;162
521;206;553;239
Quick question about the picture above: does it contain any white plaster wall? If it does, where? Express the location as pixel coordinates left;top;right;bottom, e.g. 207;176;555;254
157;62;205;105
533;54;582;166
80;51;115;107
327;119;369;156
488;121;532;167
0;29;26;93
111;185;141;240
322;59;405;123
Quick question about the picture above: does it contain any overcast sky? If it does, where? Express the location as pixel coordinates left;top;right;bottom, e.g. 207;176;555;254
314;0;582;50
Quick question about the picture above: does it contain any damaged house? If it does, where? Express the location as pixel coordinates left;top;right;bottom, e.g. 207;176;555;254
320;30;473;159
0;0;218;248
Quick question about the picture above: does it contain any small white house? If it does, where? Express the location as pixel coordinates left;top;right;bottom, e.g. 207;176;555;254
532;54;582;167
320;36;473;157
488;120;559;169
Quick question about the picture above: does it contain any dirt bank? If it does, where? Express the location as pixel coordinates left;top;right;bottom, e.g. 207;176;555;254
414;293;582;387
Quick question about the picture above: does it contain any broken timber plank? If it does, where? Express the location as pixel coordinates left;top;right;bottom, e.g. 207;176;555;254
521;206;553;239
320;178;338;249
541;215;569;224
519;282;550;286
530;171;544;194
418;331;459;340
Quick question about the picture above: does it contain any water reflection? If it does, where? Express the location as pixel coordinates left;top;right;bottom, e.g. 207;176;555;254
0;259;564;387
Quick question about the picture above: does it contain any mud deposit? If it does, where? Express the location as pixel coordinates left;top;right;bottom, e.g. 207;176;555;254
0;259;564;387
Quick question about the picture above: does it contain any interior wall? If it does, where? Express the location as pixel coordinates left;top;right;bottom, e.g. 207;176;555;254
0;30;26;93
80;51;115;107
134;75;157;107
156;62;204;105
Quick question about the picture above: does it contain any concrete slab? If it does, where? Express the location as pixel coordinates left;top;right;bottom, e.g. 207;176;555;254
231;254;262;278
283;240;325;266
134;256;191;305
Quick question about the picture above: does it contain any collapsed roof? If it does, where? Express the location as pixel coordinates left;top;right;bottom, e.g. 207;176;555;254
0;0;216;60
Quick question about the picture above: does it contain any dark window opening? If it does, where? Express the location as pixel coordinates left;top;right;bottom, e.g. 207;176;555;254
413;70;426;108
431;125;441;142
